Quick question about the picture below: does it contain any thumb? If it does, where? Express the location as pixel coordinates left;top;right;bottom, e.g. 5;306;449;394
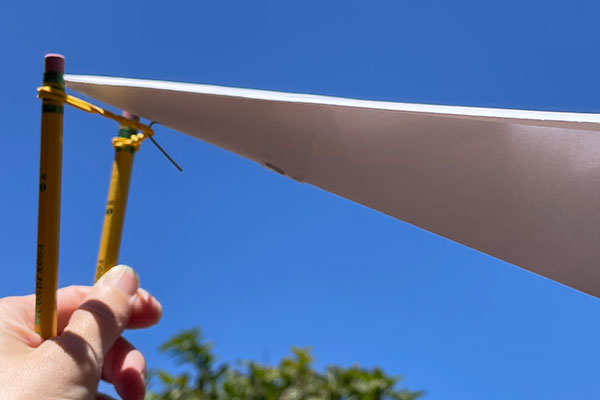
59;265;140;362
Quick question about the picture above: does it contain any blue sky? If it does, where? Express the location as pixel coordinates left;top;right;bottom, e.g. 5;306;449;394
2;1;600;398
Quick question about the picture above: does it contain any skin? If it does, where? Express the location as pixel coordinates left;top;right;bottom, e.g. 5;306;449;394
0;265;162;400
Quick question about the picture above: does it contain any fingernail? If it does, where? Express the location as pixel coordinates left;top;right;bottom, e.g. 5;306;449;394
156;300;163;321
99;265;139;295
138;288;163;320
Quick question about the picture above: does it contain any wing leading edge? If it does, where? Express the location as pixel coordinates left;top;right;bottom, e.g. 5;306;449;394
65;74;600;298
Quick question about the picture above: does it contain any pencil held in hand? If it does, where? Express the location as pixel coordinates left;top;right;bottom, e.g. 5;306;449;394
35;54;65;339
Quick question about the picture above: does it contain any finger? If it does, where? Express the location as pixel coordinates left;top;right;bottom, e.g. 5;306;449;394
58;287;160;332
57;286;92;331
102;337;146;400
0;285;90;331
57;286;161;331
0;286;93;349
128;288;162;329
2;285;161;334
56;265;140;364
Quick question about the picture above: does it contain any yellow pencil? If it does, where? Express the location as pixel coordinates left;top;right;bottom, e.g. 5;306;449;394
35;54;65;339
95;112;139;281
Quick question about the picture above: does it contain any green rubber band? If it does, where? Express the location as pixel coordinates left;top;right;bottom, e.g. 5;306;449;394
43;72;65;85
118;126;138;138
42;104;64;114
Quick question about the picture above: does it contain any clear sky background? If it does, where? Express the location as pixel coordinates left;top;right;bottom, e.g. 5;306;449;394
2;1;600;399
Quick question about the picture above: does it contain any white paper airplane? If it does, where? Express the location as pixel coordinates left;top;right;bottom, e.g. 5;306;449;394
65;74;600;298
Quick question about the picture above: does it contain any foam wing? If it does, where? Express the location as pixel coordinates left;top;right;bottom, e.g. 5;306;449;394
65;75;600;297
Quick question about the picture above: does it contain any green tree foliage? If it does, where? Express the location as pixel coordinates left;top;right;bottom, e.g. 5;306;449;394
148;328;424;400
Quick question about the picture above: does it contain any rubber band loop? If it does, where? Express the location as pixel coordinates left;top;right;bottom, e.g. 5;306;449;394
112;133;145;151
37;85;181;171
37;85;153;151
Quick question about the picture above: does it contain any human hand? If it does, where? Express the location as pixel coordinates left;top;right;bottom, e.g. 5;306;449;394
0;265;162;400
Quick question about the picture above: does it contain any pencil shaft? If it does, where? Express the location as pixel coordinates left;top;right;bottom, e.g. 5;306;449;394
95;124;136;281
35;57;64;339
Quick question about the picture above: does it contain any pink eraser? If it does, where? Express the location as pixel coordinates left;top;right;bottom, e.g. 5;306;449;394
122;111;140;121
44;54;65;73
